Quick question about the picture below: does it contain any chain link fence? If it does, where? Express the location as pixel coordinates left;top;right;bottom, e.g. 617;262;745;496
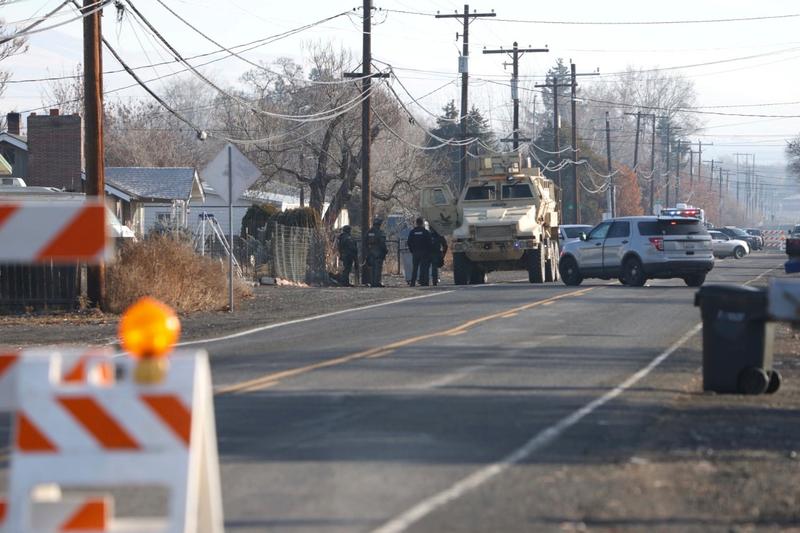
192;222;417;285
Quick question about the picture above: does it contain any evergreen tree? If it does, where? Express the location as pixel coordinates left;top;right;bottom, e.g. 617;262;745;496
428;100;497;189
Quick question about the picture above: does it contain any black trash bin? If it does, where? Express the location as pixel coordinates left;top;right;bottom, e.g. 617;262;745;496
694;284;779;394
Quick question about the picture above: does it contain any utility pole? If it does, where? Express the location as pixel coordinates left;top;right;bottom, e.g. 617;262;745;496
697;140;702;183
534;76;567;214
664;122;671;208
605;111;614;218
751;154;756;220
535;68;595;224
709;159;715;189
83;0;105;308
674;140;681;203
718;166;723;221
624;111;642;171
689;150;694;185
344;0;389;284
483;42;547;150
437;5;496;191
647;113;656;214
568;63;599;224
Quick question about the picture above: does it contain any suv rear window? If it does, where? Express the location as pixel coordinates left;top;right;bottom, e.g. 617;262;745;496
638;220;709;236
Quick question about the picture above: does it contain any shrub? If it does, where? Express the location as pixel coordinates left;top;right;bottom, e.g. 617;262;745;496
241;203;280;239
106;235;252;314
275;207;320;228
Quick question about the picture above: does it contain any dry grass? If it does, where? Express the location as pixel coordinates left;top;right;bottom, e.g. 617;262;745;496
107;236;252;314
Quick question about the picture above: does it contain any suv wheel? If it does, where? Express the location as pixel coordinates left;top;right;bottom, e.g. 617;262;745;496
559;256;582;286
528;247;545;284
733;246;746;259
623;257;646;287
453;253;470;285
683;273;706;287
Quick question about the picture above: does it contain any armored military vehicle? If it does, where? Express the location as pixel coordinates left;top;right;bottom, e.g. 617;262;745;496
420;155;560;284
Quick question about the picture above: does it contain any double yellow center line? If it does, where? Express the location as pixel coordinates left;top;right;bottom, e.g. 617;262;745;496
216;286;595;395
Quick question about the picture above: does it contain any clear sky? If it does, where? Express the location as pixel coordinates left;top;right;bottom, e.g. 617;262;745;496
3;0;800;168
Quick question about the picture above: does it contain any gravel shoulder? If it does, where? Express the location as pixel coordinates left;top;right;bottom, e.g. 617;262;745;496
521;322;800;533
0;273;458;348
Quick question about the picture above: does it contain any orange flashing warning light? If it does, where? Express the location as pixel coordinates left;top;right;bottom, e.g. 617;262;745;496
119;297;181;360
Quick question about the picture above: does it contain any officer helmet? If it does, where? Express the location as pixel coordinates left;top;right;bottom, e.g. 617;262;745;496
341;225;351;233
373;217;383;226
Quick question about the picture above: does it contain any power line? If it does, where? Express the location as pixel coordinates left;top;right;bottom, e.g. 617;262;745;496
377;7;800;26
121;0;376;123
151;0;370;86
0;0;109;43
5;9;354;85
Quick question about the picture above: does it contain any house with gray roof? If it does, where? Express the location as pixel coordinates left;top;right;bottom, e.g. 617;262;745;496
0;131;28;179
103;167;205;236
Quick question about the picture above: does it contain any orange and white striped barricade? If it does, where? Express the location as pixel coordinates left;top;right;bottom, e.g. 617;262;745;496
0;350;20;411
0;347;113;412
1;490;111;532
762;229;786;251
2;349;223;533
0;200;110;264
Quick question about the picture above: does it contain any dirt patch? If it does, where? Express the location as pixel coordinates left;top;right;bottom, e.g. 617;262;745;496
522;323;800;532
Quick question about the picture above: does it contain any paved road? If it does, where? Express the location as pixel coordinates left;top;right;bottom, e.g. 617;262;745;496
0;253;783;531
199;253;781;532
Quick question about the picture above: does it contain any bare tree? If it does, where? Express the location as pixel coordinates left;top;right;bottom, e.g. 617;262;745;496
227;43;406;229
581;68;700;167
40;63;84;116
0;1;30;124
103;78;222;167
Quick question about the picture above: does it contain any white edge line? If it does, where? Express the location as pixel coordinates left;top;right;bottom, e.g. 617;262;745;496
177;290;456;346
372;322;703;533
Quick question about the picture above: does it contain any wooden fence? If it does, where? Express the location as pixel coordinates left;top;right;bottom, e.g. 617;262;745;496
0;264;81;311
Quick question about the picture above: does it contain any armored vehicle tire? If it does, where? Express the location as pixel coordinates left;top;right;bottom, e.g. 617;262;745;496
469;267;487;284
623;257;647;287
528;247;546;284
453;253;470;285
618;277;627;285
559;256;582;286
683;273;706;287
545;241;559;282
734;246;746;259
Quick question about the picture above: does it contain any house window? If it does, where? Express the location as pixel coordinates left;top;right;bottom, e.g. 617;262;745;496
156;212;173;225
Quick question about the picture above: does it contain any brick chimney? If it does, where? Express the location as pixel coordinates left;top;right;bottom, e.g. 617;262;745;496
27;110;83;191
6;112;20;135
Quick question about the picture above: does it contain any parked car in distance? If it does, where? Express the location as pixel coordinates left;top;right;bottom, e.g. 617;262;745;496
745;228;764;250
716;226;759;251
559;216;714;288
708;230;749;259
558;224;593;247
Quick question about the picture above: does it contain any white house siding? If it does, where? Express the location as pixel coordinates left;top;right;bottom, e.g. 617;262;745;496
142;202;187;234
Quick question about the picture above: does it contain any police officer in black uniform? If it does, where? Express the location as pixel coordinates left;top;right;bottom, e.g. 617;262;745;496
366;218;388;287
429;226;448;286
407;217;432;286
336;225;358;286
